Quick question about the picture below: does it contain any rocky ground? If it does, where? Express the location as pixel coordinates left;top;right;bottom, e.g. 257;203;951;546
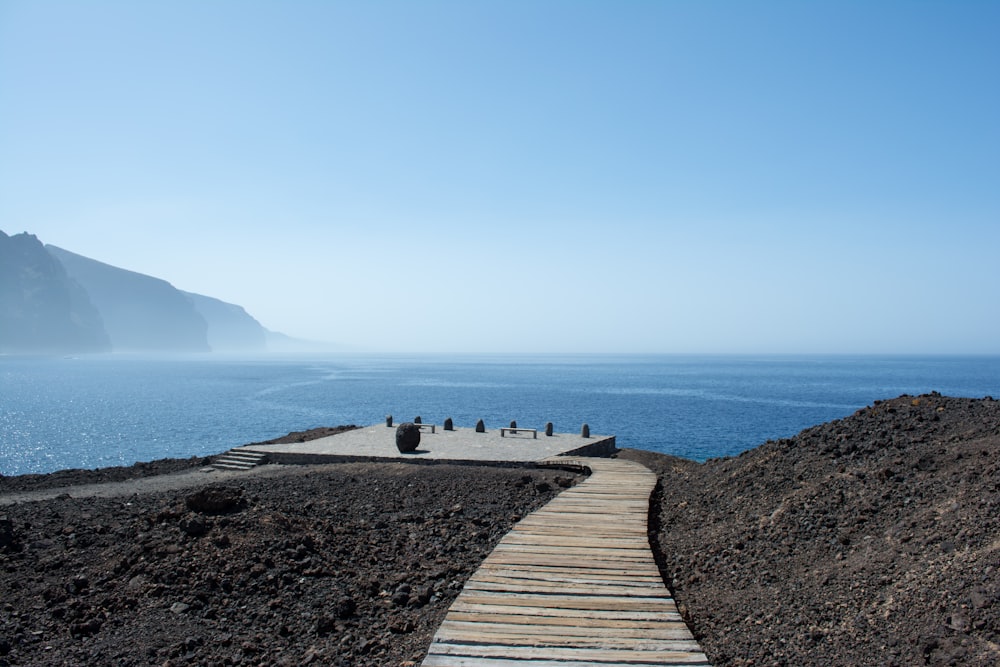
622;393;1000;666
0;440;577;665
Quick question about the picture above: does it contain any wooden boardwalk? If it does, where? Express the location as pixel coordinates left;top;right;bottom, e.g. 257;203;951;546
422;458;712;666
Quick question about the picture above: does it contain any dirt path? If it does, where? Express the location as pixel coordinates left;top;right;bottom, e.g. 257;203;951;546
0;464;297;505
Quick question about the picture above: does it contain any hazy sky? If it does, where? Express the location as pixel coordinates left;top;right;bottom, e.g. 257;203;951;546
1;1;997;353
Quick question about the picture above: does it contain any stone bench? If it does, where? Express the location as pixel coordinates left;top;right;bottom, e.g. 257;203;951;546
416;423;436;433
500;427;537;439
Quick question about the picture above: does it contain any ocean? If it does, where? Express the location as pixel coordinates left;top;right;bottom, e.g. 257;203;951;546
2;354;998;476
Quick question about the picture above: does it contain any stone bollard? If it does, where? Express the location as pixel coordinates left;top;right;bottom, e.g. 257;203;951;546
545;422;553;436
509;420;517;429
414;416;422;424
395;423;421;453
386;415;393;427
475;419;485;433
581;423;590;438
444;417;454;431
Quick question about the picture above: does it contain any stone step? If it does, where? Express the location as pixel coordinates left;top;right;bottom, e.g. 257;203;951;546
211;450;268;471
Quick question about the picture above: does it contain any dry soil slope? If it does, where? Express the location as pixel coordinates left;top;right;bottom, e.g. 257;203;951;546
623;393;1000;667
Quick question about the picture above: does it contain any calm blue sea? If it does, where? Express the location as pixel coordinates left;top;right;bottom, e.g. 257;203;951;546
2;354;998;476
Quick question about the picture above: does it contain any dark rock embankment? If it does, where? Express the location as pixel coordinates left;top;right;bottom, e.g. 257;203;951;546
622;393;1000;666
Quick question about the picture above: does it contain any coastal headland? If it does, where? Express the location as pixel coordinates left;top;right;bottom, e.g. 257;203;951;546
1;394;998;665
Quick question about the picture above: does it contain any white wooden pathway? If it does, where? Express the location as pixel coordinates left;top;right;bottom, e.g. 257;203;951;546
421;458;712;666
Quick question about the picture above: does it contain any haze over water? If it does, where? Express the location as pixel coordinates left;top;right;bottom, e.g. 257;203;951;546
3;354;998;476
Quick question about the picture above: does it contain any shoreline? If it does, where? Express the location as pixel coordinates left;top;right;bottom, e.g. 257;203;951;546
0;426;361;495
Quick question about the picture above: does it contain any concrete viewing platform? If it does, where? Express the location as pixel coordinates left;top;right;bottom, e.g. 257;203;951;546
234;424;616;466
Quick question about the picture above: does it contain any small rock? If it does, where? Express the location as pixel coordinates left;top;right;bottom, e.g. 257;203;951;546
333;596;356;619
69;618;102;636
170;602;190;614
970;586;991;609
315;615;337;635
391;585;411;606
389;617;414;634
179;515;210;537
415;585;434;605
0;517;19;553
185;486;246;514
66;574;89;594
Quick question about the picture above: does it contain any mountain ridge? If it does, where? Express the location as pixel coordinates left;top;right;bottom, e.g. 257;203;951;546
1;230;292;354
0;231;111;354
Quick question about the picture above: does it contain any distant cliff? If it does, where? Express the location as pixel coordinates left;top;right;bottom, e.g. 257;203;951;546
47;245;212;353
0;229;279;354
0;232;111;354
182;291;267;351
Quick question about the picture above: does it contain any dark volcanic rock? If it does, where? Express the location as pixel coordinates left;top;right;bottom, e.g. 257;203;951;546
621;393;1000;667
396;422;421;453
0;461;572;666
0;516;18;553
185;486;246;514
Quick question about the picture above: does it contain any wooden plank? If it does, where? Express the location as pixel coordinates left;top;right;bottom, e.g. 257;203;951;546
501;535;650;548
453;592;679;612
449;601;682;622
461;580;672;597
472;567;663;582
517;514;647;524
466;574;665;588
513;520;648;531
480;555;661;572
445;611;685;630
492;543;653;555
437;620;691;651
427;643;709;663
423;655;709;667
476;562;662;578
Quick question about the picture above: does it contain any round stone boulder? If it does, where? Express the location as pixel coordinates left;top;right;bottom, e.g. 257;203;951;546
395;422;421;453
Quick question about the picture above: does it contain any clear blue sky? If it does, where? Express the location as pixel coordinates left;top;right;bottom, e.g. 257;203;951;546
2;1;997;353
